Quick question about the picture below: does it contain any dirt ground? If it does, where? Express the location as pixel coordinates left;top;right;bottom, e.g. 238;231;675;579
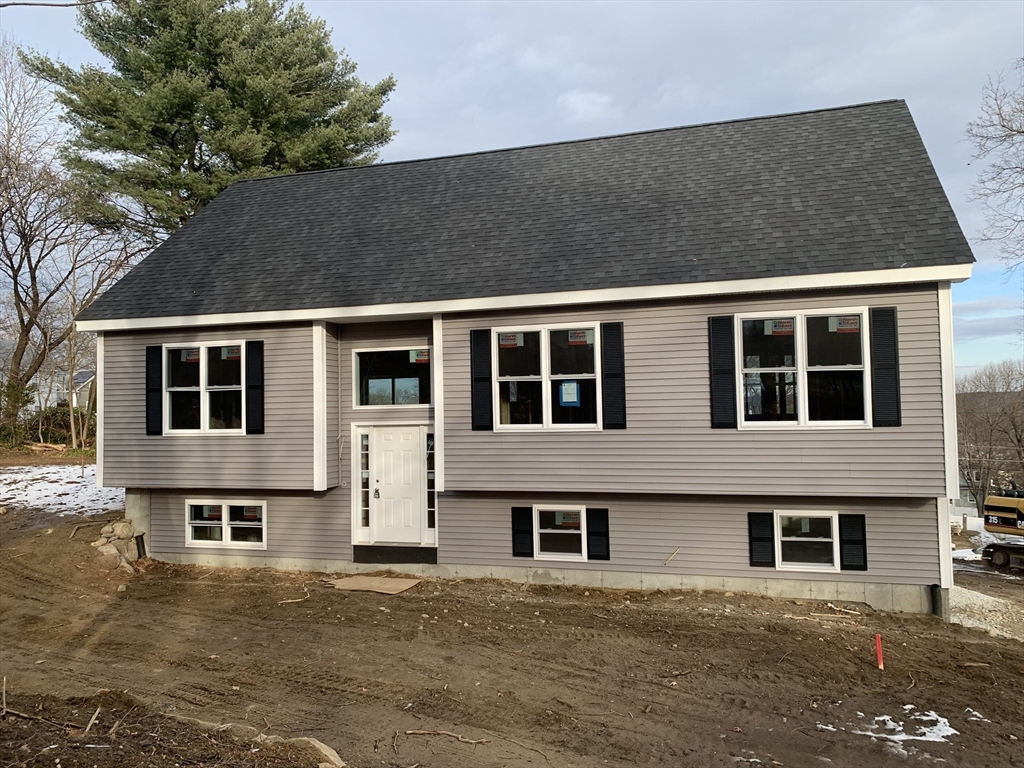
1;508;1022;768
0;448;94;468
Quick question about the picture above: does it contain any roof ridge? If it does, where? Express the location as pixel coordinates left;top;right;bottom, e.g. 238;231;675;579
236;99;905;185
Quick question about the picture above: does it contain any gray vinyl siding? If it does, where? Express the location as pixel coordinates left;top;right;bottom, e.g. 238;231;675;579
103;323;315;489
438;493;940;585
336;320;435;558
442;285;946;497
326;323;341;488
149;488;347;559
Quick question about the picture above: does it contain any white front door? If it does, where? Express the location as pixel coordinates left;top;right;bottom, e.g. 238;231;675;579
372;426;423;543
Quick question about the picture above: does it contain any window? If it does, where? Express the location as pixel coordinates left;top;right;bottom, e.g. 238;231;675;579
358;433;370;528
426;432;436;529
775;511;839;571
738;310;869;427
186;499;266;549
534;505;587;561
494;326;600;429
355;349;431;406
165;342;244;432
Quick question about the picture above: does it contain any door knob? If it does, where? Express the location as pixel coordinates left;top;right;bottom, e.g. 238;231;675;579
373;488;380;498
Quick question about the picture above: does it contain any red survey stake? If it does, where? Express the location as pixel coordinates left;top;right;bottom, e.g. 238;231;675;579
875;633;884;670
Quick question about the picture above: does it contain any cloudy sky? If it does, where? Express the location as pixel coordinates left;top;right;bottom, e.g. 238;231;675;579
4;0;1021;371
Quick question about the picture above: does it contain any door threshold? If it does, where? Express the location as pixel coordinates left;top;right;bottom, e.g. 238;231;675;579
354;545;438;565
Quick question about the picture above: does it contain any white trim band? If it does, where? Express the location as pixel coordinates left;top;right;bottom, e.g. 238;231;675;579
313;322;327;491
937;282;959;501
95;333;105;488
76;264;973;332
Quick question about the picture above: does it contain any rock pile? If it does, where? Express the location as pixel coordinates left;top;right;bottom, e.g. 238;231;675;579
91;519;142;571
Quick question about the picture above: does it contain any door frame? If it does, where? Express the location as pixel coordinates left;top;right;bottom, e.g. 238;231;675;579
350;420;436;548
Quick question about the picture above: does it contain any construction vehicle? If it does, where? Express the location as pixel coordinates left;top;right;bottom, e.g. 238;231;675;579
981;492;1024;570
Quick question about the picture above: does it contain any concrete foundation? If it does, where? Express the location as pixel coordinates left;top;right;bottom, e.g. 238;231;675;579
154;551;935;614
125;488;151;541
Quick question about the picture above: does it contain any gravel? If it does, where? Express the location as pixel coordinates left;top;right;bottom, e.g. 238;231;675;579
950;586;1024;641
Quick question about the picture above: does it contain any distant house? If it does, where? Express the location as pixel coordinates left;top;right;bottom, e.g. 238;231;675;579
77;100;973;615
33;370;95;412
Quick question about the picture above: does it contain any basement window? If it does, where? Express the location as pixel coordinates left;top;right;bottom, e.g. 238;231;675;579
534;505;587;561
775;511;839;571
186;499;267;550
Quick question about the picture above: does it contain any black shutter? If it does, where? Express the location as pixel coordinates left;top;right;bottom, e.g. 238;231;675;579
601;323;627;429
838;514;868;571
870;307;901;428
145;345;162;435
586;508;610;560
245;340;265;435
511;507;533;557
708;316;737;429
470;329;493;431
748;512;775;567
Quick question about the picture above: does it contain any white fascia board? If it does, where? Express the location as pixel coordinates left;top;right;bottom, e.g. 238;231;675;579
75;263;973;333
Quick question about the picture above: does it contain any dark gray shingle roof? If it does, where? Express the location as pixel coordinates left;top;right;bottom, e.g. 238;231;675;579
79;100;974;322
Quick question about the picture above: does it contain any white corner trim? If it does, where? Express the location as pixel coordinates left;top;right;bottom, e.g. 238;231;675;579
313;322;327;491
75;263;974;332
432;314;445;493
936;496;953;589
95;332;104;488
937;282;958;500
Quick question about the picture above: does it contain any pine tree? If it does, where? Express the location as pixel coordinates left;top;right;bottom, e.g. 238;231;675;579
24;0;396;243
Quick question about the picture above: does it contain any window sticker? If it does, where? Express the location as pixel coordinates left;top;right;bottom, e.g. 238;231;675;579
559;380;580;406
567;329;594;346
222;345;241;360
555;510;580;528
242;506;261;520
409;349;430;363
182;348;200;362
508;382;518;403
828;316;861;333
764;319;794;336
499;332;524;348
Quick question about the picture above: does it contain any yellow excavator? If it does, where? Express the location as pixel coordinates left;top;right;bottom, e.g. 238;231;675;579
981;492;1024;570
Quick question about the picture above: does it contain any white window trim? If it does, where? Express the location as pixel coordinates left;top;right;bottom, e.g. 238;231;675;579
492;323;603;432
773;510;840;573
734;307;872;430
185;498;267;550
533;504;588;562
352;346;434;410
163;340;246;435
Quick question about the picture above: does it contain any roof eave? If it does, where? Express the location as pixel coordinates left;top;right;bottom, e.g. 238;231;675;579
76;262;972;333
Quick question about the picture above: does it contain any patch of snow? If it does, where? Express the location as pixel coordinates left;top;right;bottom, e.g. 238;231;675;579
951;548;982;561
851;708;959;744
972;530;1024;547
965;708;990;723
0;465;123;516
815;723;837;732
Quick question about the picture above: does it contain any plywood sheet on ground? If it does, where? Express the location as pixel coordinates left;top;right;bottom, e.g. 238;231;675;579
325;575;421;594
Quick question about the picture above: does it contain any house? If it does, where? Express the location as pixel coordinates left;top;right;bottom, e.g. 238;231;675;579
31;370;95;412
77;100;973;615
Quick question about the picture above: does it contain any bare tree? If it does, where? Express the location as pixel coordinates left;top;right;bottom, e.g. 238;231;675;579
957;358;1024;513
966;58;1024;273
1;33;143;428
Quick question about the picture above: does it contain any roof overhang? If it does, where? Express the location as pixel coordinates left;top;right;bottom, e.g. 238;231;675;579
77;262;972;333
